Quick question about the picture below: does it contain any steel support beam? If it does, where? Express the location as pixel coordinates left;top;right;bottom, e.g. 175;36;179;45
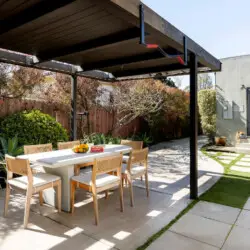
70;75;77;140
189;52;198;199
36;28;140;63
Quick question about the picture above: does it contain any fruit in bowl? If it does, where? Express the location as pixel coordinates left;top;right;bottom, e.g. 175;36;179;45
72;144;89;153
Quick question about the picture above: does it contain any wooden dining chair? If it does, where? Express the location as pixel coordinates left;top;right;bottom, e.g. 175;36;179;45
24;143;53;204
24;143;53;155
120;140;143;182
57;141;93;175
71;153;124;225
4;155;61;228
57;141;80;150
122;148;149;207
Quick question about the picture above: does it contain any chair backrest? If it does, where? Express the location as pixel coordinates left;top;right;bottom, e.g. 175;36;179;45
24;143;52;155
57;141;80;150
120;140;143;150
5;155;32;178
92;154;123;178
127;148;149;171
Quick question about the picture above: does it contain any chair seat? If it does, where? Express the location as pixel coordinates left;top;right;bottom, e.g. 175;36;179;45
80;167;92;175
122;164;146;175
8;173;61;190
72;172;120;188
122;155;129;163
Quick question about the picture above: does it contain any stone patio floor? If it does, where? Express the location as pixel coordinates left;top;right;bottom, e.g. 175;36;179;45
147;198;250;250
0;137;223;250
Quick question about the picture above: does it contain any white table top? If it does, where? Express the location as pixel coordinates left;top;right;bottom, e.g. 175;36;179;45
18;144;131;168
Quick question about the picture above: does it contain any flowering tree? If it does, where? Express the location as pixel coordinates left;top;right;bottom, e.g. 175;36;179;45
42;73;103;135
0;63;45;99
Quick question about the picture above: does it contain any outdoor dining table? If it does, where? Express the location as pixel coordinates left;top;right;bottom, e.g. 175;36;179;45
18;144;132;212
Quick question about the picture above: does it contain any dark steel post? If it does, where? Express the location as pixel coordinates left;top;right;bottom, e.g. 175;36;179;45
70;74;77;140
190;52;198;199
139;4;145;45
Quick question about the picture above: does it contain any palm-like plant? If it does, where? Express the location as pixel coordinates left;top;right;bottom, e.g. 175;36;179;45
0;135;23;172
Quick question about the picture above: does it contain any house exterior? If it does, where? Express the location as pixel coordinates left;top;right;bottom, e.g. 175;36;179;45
216;55;250;145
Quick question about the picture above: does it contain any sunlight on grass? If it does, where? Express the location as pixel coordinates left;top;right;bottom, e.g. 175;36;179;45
201;149;250;208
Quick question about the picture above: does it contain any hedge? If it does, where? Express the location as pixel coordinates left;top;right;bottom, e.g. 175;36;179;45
0;110;68;147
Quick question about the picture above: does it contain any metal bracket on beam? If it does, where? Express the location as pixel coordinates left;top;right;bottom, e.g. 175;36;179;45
139;4;188;66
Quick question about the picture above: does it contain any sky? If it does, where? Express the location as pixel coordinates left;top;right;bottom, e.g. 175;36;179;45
142;0;250;88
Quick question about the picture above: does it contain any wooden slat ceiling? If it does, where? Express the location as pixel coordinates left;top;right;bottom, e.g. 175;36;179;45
0;0;221;80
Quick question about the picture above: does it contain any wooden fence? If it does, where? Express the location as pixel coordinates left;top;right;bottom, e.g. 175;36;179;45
0;99;141;138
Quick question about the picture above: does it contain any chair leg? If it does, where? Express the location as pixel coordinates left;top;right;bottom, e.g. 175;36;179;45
92;192;99;225
119;182;124;212
57;181;62;212
4;183;10;217
128;175;134;207
71;181;76;213
125;175;128;187
74;166;80;176
24;187;32;228
105;190;108;199
122;176;124;187
145;172;149;197
39;191;43;206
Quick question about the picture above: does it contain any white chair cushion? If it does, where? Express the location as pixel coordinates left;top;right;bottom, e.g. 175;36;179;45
122;163;145;175
80;167;92;175
122;155;129;163
8;173;61;190
72;172;120;188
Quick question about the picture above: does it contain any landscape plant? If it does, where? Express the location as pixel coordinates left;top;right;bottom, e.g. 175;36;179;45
198;89;216;141
0;110;68;147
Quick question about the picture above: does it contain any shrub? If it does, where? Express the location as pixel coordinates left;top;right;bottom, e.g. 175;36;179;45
198;89;216;139
0;110;68;147
81;133;121;145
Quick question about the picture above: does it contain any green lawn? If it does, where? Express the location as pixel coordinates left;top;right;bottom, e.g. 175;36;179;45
200;150;250;208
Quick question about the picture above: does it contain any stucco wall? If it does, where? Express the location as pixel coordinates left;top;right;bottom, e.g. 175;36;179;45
216;55;250;145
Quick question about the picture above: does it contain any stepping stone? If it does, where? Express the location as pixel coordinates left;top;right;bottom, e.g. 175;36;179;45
190;201;240;225
235;161;250;167
217;156;236;160
219;159;232;164
170;213;231;248
243;197;250;210
240;157;250;162
231;166;250;173
221;153;240;157
222;226;250;250
207;151;218;155
147;231;218;250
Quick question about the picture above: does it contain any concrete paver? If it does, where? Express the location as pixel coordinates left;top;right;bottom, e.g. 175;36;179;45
235;161;250;167
222;226;250;250
189;201;240;225
231;166;250;173
147;231;219;250
235;210;250;229
243;197;250;210
169;213;231;248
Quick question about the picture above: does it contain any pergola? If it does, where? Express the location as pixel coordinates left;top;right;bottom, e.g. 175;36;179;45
0;0;221;199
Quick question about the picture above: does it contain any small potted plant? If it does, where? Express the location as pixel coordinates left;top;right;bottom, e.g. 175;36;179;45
215;136;227;146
